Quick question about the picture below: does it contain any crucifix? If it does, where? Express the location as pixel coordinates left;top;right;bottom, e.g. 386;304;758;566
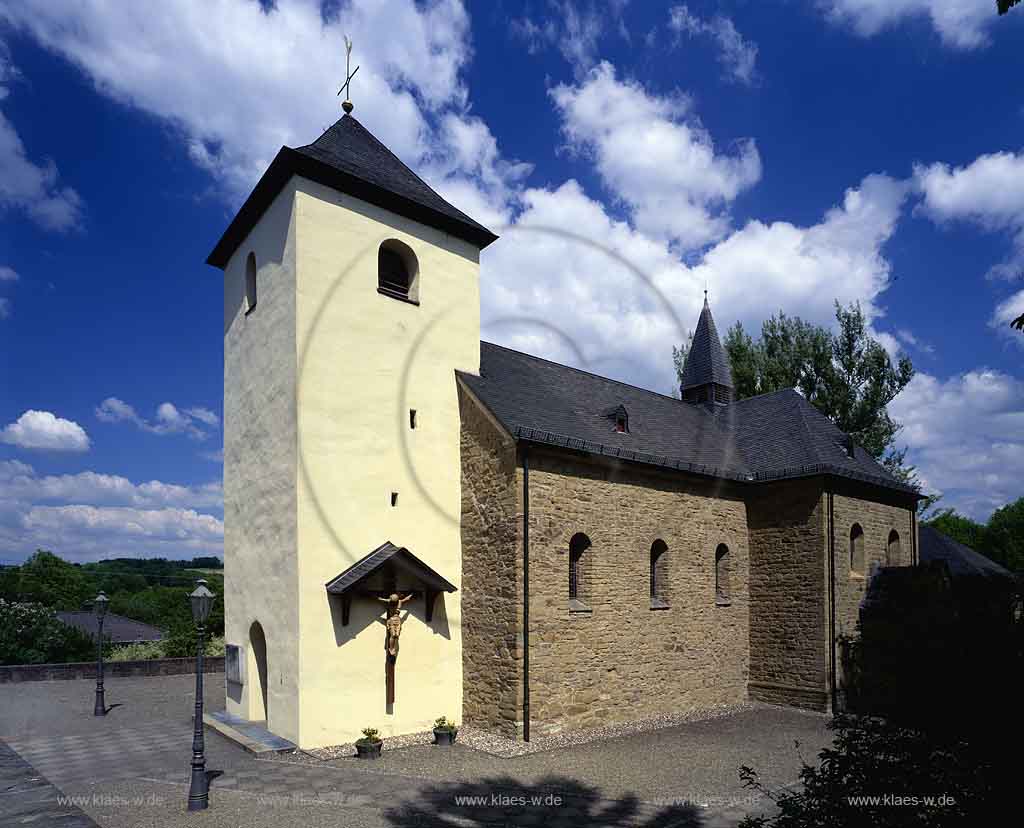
378;592;413;705
338;34;360;114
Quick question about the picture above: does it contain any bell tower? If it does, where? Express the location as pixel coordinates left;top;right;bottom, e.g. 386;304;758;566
679;295;734;405
208;108;497;748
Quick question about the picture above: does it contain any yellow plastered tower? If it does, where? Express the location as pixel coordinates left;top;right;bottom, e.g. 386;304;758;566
208;113;497;748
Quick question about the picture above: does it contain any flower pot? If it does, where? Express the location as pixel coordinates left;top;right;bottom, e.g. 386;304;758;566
355;740;382;759
433;728;457;746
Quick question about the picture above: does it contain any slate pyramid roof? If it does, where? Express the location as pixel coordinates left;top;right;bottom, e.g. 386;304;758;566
679;299;733;393
208;114;498;268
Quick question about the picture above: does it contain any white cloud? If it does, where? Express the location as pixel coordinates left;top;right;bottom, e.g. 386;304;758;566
0;48;83;230
993;289;1024;333
0;459;222;510
0;0;518;214
915;151;1024;230
0;265;17;281
896;328;934;354
185;407;220;427
890;369;1024;519
820;0;996;50
509;0;630;78
668;5;759;86
0;410;90;452
550;61;761;250
0;460;223;561
482;172;908;396
95;397;219;439
3;505;224;562
912;151;1024;334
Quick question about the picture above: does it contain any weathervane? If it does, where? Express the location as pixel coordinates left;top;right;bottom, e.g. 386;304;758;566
338;34;359;114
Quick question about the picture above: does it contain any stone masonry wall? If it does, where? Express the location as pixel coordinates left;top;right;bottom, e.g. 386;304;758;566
747;477;918;711
525;449;750;737
458;385;522;738
747;479;828;710
830;486;917;694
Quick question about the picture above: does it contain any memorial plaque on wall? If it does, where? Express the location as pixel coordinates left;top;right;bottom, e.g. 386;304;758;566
225;644;243;684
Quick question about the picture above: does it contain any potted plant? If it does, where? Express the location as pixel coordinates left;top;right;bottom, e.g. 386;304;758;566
355;727;382;759
433;716;458;746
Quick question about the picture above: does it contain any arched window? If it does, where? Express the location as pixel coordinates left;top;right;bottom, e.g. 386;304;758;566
715;544;731;604
850;524;865;574
378;239;419;303
245;252;257;313
569;532;591;605
886;529;901;567
650;539;668;606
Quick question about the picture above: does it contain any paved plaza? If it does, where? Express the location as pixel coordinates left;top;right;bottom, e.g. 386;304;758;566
0;675;832;827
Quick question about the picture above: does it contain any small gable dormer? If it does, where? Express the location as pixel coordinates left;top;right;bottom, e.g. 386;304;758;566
604;404;629;433
680;296;733;406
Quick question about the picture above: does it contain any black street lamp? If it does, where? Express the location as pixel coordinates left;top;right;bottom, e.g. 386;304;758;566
92;591;109;716
187;579;216;812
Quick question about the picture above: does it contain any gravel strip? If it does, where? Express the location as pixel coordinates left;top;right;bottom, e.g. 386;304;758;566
275;701;759;763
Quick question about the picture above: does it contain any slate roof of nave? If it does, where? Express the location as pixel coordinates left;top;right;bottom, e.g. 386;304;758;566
458;341;919;496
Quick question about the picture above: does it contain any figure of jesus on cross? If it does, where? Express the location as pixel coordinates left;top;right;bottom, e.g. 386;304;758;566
378;592;413;705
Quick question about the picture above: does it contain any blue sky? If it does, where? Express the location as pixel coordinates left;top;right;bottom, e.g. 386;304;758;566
1;0;1022;562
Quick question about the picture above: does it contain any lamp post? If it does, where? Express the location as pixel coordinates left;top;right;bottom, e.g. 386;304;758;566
187;579;216;812
92;591;109;716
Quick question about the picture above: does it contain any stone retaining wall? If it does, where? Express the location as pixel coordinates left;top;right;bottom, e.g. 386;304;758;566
0;656;225;683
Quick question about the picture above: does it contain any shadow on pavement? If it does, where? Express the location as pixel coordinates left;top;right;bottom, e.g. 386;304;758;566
383;774;703;827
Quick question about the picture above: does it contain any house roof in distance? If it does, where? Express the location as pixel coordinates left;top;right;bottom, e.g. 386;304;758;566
56;611;165;644
918;525;1019;582
459;341;919;496
207;114;498;268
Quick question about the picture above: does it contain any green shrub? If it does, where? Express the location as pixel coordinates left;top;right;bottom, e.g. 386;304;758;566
0;599;97;665
357;727;381;745
107;640;165;661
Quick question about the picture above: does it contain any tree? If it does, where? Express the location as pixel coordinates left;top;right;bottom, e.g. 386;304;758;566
1012;312;1024;332
923;498;1024;574
998;0;1021;15
682;302;916;480
0;599;97;665
925;508;988;552
17;550;94;610
670;329;693;397
985;497;1024;573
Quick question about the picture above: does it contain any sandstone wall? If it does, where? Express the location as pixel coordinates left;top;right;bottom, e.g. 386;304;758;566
747;477;918;711
830;486;918;693
747;480;828;710
523;449;750;736
458;385;522;738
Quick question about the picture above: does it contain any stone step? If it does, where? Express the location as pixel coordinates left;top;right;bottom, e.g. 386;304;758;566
202;710;296;755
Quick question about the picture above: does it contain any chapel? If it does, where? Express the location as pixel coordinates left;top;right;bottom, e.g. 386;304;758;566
207;110;921;749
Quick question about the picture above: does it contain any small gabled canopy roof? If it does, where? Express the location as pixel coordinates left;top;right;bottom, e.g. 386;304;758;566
325;541;457;596
207;114;498;269
679;298;733;393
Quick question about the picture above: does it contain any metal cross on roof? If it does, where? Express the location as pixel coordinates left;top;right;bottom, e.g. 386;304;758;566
338;34;359;114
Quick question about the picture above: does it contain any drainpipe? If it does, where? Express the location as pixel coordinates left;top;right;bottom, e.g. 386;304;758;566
911;505;918;566
827;488;837;713
522;445;530;742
